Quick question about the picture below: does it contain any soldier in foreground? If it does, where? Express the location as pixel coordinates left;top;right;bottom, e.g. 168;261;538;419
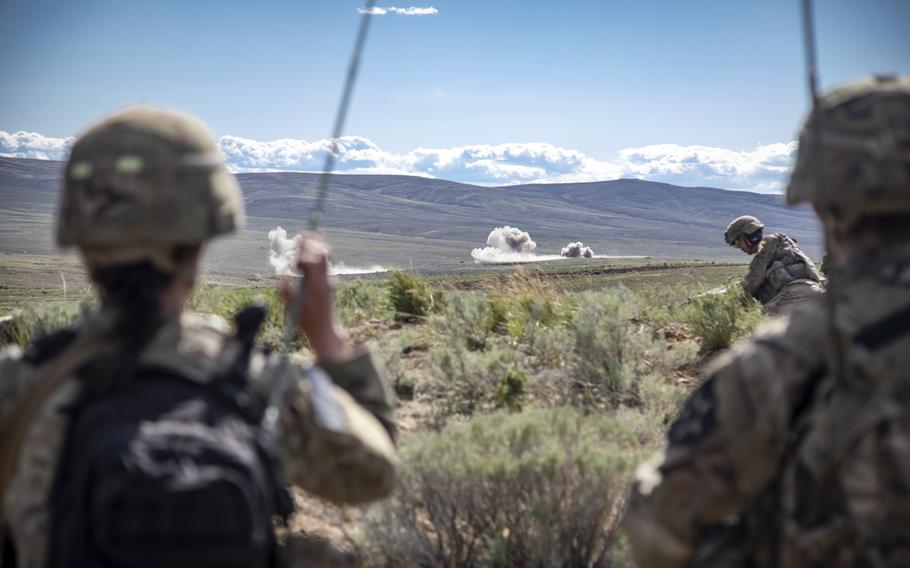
724;214;825;315
0;107;397;567
625;74;910;566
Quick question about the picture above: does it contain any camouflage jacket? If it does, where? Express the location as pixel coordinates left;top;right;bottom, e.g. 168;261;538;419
625;259;910;567
742;233;824;308
0;312;397;568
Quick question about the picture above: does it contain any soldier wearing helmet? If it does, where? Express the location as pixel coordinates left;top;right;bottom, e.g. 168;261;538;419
0;108;397;567
724;214;825;315
625;74;910;567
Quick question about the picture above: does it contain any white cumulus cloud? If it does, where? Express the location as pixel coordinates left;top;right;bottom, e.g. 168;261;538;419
0;130;73;160
358;6;438;16
618;142;798;194
216;134;795;193
0;127;798;193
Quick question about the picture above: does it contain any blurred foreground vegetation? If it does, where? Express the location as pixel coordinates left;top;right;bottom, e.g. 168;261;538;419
1;261;764;566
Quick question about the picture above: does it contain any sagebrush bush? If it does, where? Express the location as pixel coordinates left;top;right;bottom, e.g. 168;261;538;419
494;368;526;411
570;290;641;399
434;293;493;351
335;280;391;327
507;295;569;344
360;407;646;568
567;290;694;413
388;271;433;321
430;343;517;416
480;269;572;345
377;333;424;400
487;296;510;334
525;325;572;369
685;285;764;352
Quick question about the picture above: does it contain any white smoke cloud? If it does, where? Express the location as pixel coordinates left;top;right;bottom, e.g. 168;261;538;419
561;242;594;258
0;127;798;193
0;130;73;160
471;227;646;264
268;226;301;276
331;263;389;275
358;6;438;15
486;225;536;253
267;226;388;276
471;226;563;264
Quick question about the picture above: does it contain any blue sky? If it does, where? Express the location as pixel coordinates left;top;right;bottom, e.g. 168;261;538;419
1;0;908;191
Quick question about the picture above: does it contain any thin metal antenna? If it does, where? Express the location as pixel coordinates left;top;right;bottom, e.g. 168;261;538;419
800;0;825;209
800;0;821;108
310;0;378;231
263;0;378;434
800;0;846;384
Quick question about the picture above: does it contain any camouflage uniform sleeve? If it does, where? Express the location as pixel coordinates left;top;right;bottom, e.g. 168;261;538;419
742;235;780;297
794;244;825;282
258;346;397;505
318;346;396;437
624;309;828;567
0;346;26;437
819;252;829;275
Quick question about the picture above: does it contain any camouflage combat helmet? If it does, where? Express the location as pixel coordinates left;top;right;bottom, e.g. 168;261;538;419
724;215;764;246
787;74;910;225
57;106;243;272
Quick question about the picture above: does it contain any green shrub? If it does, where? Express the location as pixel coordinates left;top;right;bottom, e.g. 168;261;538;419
0;304;83;347
430;344;516;416
505;295;572;345
685;285;764;352
378;333;423;400
335;280;391;327
525;325;572;369
570;290;641;399
495;368;526;411
392;370;419;400
487;296;511;334
187;287;288;350
388;271;433;321
434;293;493;351
360;408;646;567
567;290;693;414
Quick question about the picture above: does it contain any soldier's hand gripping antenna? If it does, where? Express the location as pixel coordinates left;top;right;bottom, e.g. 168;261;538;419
262;0;378;435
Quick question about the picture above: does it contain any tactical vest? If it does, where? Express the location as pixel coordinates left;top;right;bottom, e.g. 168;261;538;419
748;299;910;566
1;306;294;568
755;235;818;304
46;305;293;568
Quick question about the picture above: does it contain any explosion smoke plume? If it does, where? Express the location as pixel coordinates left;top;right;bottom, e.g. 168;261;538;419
471;226;564;264
487;226;537;253
267;226;388;276
268;227;301;276
561;242;594;258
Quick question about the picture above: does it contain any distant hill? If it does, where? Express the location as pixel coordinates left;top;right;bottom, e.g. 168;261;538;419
0;156;823;274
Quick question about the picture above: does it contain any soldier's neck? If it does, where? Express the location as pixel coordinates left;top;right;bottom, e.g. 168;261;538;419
159;277;194;318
